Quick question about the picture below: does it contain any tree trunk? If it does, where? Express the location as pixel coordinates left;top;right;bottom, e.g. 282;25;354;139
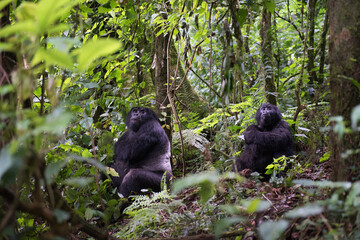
328;0;360;181
318;3;329;84
0;5;17;148
153;30;172;139
260;6;276;105
307;0;318;85
228;0;244;103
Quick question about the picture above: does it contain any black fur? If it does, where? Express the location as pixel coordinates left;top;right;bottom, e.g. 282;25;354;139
109;107;172;197
233;103;294;179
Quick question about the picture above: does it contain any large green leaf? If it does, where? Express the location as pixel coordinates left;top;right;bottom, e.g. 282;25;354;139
0;0;12;10
10;0;77;36
32;108;73;135
76;39;121;71
215;216;245;239
172;171;220;194
35;0;79;33
0;147;13;181
64;177;94;187
258;220;289;240
285;204;323;218
236;8;248;27
47;37;81;52
0;21;36;37
45;160;67;184
32;48;74;69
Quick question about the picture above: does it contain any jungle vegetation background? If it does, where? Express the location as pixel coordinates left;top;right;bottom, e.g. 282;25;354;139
1;0;360;239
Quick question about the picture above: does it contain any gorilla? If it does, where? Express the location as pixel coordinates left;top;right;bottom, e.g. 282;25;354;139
108;107;172;197
233;103;294;179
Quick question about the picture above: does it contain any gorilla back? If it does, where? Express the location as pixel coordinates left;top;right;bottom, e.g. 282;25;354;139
233;103;294;179
110;107;172;197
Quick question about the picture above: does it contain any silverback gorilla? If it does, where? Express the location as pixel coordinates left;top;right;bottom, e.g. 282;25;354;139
233;103;294;179
109;107;172;197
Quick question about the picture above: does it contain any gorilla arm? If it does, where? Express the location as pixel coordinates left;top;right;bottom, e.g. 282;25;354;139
128;119;166;163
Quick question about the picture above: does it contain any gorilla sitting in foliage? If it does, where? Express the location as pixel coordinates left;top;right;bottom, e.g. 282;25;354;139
233;103;294;179
107;107;172;197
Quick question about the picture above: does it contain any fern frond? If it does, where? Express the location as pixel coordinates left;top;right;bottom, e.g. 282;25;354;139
173;129;210;152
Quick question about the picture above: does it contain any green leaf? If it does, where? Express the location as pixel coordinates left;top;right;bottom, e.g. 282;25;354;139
220;205;242;215
15;2;36;20
0;21;36;37
192;0;199;9
330;116;345;139
35;0;79;33
285;204;323;218
47;37;80;52
319;151;331;163
351;105;360;130
0;42;14;51
0;84;16;95
106;199;119;207
0;0;12;10
64;177;94;187
172;171;220;194
32;48;74;68
82;149;93;158
198;180;215;203
84;82;100;89
236;8;248;27
84;208;105;221
0;147;13;181
97;0;109;3
79;117;93;129
46;23;70;35
345;182;360;208
293;179;352;189
85;208;94;221
258;220;289;240
263;0;275;14
30;108;72;136
45;160;67;184
241;199;271;213
106;167;119;177
125;7;137;20
76;39;121;71
53;209;70;223
173;28;179;38
215;217;244;239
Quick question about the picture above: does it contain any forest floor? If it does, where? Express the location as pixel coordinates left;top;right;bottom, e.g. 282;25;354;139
109;160;332;239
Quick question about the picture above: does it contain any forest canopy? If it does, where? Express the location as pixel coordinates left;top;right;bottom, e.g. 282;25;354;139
1;0;360;239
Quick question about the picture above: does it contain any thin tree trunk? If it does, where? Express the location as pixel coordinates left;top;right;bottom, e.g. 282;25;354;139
0;5;17;148
318;2;329;84
260;6;276;105
328;0;360;181
244;6;252;54
228;0;244;103
307;0;318;85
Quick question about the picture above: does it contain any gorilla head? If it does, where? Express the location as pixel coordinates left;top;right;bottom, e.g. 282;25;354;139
255;103;282;130
126;107;159;132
